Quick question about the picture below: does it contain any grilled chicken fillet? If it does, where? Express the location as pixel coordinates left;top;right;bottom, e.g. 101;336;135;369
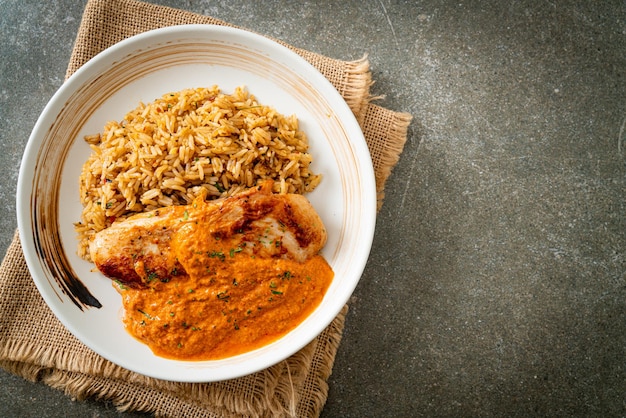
89;182;327;287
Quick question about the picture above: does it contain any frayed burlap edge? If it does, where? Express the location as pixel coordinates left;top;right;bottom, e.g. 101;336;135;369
293;305;348;418
362;104;412;209
376;110;412;208
343;56;373;125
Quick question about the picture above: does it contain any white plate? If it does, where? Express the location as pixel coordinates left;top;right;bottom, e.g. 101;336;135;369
16;25;376;382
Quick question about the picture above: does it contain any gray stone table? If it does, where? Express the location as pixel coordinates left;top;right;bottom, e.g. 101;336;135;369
1;1;624;417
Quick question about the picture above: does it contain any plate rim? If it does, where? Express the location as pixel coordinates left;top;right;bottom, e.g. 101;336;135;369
16;24;377;382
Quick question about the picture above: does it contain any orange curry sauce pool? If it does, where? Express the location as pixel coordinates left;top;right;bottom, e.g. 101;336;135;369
113;253;333;360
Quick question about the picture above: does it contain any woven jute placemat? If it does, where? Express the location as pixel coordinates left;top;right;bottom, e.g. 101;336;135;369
0;0;411;416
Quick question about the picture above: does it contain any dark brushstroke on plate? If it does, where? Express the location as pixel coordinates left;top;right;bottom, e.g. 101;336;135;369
31;195;102;310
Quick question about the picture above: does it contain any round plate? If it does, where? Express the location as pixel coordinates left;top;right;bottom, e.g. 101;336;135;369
16;25;376;382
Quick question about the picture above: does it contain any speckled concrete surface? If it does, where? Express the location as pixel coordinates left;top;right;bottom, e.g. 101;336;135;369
1;1;625;417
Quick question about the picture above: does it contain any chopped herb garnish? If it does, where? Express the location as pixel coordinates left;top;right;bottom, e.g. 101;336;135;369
114;280;128;290
217;291;230;301
138;309;153;319
209;251;225;261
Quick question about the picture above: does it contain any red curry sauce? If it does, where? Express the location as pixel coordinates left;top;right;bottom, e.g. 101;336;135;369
114;253;333;360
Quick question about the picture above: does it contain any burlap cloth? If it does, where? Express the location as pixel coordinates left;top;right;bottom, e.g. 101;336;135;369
0;0;411;416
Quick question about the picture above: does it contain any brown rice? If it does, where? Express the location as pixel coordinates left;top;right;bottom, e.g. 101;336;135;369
75;86;321;261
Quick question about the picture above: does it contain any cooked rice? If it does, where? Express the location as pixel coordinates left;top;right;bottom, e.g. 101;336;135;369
75;86;321;261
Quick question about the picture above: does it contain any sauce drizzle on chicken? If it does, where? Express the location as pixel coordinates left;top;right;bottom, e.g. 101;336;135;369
89;182;333;360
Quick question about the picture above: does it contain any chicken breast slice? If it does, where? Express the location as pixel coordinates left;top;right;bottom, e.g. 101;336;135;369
89;182;327;287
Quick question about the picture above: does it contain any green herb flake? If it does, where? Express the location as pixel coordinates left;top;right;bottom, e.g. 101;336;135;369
138;309;153;320
217;291;230;302
114;280;128;291
209;251;225;261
